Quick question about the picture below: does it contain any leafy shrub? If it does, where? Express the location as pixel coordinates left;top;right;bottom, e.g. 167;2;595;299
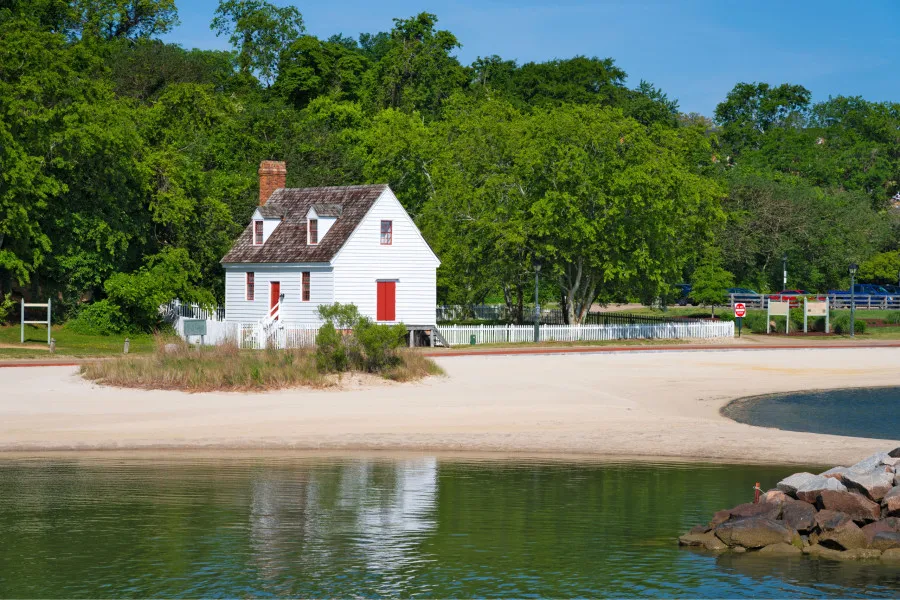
833;315;866;335
68;300;129;335
885;311;900;325
315;303;408;373
315;321;348;372
317;302;362;329
741;311;769;333
0;293;14;324
355;320;407;371
104;248;215;330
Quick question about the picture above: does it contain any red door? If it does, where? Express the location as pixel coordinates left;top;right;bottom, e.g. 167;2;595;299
377;281;396;321
270;281;280;319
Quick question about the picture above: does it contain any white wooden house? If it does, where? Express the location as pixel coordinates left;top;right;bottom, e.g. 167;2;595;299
220;161;440;339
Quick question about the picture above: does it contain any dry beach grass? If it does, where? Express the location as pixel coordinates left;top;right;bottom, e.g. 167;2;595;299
80;338;442;392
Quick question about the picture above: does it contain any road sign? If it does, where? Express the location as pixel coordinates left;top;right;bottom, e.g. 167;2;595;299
734;302;746;318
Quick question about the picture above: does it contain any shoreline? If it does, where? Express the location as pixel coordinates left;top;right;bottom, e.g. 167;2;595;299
1;348;898;464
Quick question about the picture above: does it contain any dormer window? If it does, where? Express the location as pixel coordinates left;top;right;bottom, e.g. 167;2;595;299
253;220;263;245
308;219;318;245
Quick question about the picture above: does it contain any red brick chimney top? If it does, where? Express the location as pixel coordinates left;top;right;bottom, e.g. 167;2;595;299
258;160;287;206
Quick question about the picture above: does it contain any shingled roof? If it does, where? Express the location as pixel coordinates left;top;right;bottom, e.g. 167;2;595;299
221;184;388;264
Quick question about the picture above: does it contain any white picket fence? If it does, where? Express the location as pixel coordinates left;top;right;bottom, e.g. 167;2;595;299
237;324;320;349
178;320;733;349
439;321;734;345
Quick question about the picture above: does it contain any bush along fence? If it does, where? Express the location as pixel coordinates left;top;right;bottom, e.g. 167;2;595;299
435;321;734;345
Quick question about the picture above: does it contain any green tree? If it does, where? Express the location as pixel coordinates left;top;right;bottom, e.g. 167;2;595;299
275;35;369;108
211;0;304;86
715;82;811;152
104;247;215;329
74;0;179;40
690;248;734;316
858;251;900;285
364;12;466;117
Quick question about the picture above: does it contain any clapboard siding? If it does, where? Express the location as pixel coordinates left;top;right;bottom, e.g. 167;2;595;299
224;264;333;323
331;189;439;324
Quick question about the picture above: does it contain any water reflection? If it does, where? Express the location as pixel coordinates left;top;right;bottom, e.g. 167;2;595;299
0;456;897;598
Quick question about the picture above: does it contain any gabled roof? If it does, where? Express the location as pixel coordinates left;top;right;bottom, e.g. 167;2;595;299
312;203;344;217
221;184;387;264
255;205;285;219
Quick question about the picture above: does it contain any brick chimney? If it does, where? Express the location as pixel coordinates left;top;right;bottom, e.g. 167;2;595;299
258;160;286;206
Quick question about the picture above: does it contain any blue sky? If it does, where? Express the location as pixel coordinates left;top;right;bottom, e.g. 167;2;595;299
163;0;900;116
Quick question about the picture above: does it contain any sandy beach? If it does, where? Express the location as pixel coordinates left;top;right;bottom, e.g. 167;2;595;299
1;347;898;465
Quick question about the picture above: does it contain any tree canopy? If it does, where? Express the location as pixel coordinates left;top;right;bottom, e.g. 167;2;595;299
2;0;899;328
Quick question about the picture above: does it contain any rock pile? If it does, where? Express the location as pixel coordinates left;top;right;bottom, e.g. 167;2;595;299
680;449;900;562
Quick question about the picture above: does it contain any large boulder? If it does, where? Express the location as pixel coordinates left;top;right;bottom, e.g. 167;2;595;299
782;500;817;533
761;489;788;505
819;466;850;480
848;452;891;474
728;502;782;521
883;486;900;517
836;548;883;561
678;532;728;551
796;477;848;504
777;472;820;497
715;517;792;549
817;490;881;522
815;509;851;531
817;521;868;550
882;548;900;561
804;545;881;560
710;509;731;527
871;532;900;551
889;447;900;458
842;470;896;502
759;542;802;556
862;519;900;545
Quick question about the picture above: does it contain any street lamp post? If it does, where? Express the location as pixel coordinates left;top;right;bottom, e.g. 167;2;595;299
533;258;542;343
782;253;788;289
849;263;858;338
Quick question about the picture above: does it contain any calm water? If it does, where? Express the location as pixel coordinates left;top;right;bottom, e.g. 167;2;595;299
1;455;899;598
724;386;900;440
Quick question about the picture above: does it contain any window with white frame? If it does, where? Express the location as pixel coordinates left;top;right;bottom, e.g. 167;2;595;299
246;272;255;301
308;219;318;245
302;272;310;301
253;221;263;245
380;220;392;245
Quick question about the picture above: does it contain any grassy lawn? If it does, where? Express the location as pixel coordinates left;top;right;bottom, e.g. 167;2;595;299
0;324;158;357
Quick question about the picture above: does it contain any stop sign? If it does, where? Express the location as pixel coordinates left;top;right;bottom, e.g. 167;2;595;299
734;302;747;318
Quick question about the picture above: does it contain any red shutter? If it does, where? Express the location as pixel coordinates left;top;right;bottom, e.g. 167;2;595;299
377;281;395;321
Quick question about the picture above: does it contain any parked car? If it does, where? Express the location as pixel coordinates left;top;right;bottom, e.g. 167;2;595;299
827;284;895;301
727;287;758;295
673;283;698;306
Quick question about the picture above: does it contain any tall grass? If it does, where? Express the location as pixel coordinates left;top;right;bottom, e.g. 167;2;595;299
80;337;442;392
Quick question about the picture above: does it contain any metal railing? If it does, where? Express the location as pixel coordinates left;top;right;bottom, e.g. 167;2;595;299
728;294;900;310
160;300;225;323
